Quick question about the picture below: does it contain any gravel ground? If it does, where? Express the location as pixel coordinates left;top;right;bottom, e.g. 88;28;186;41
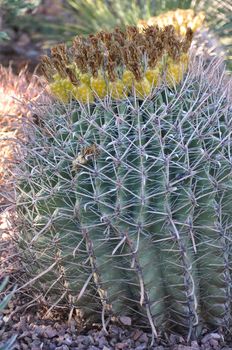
1;217;232;350
1;297;231;350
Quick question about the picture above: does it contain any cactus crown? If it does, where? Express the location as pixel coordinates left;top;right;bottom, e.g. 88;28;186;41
40;25;193;103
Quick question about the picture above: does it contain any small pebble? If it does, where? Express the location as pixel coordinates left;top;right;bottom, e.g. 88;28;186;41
191;340;200;350
135;345;147;350
201;333;221;344
20;342;29;350
119;316;132;326
55;346;69;350
209;338;219;349
63;336;72;346
138;332;148;344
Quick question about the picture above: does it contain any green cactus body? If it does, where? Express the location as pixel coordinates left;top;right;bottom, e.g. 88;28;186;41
74;103;133;317
17;122;98;315
193;111;232;327
16;49;232;340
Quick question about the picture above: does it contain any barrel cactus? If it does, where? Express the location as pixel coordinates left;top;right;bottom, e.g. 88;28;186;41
15;25;232;340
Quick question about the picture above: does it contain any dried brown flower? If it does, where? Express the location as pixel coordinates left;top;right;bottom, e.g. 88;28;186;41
42;24;193;84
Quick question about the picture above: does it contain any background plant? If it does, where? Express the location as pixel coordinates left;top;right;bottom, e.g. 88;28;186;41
0;0;40;41
0;0;71;50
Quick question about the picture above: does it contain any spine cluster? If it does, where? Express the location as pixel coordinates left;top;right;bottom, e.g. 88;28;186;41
40;25;193;103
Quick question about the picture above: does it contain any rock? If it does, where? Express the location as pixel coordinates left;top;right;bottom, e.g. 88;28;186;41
45;326;58;339
209;338;219;349
20;342;29;350
34;325;45;337
138;332;148;344
109;325;120;335
31;333;39;340
76;335;91;345
110;337;117;347
116;343;127;349
57;335;65;346
132;329;143;341
98;337;109;348
135;345;147;350
63;336;73;346
191;340;200;350
201;333;221;344
31;339;42;348
73;346;86;350
49;344;57;350
24;336;32;344
119;316;132;326
3;315;10;322
169;334;179;345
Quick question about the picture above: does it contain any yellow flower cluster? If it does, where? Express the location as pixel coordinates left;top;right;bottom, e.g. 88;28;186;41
49;74;75;103
41;25;193;104
138;9;205;36
49;53;189;103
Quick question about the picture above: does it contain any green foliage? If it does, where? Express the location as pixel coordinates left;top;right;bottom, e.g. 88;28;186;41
0;0;41;41
15;56;232;338
0;31;9;41
0;0;73;47
0;277;17;350
65;0;191;34
0;0;40;14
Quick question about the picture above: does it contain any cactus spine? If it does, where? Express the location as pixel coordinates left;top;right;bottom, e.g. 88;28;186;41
15;25;232;339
